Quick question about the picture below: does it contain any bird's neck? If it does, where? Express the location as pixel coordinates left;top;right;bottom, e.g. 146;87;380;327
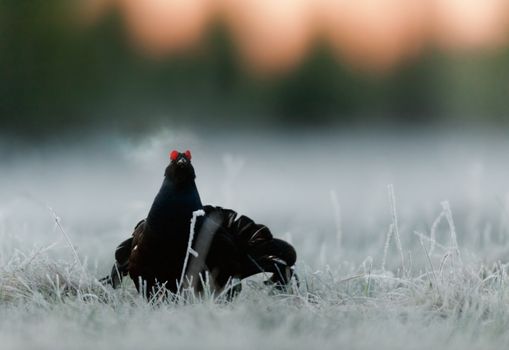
146;177;203;234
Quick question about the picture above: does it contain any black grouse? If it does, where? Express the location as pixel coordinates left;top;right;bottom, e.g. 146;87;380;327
103;150;296;298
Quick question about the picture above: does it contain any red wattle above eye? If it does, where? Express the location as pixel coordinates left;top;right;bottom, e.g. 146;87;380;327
170;150;179;161
184;150;192;160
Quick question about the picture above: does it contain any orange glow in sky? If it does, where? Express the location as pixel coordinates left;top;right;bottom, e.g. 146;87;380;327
433;0;509;51
83;0;509;72
321;0;429;72
117;0;212;56
221;0;314;73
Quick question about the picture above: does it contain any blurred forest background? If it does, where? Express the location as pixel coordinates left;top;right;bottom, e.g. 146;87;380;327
1;0;509;137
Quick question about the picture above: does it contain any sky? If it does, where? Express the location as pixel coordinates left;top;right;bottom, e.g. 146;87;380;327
83;0;509;73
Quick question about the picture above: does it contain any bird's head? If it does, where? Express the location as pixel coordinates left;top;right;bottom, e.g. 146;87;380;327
165;150;196;185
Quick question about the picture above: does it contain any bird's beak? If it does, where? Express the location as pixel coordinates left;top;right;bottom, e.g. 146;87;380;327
177;158;187;166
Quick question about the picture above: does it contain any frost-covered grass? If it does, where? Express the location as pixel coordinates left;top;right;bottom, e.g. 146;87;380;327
2;129;509;349
2;240;509;350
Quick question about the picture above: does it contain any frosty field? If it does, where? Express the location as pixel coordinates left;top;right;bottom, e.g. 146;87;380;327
2;129;509;350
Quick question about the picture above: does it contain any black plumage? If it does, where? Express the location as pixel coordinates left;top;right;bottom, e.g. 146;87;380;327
200;205;296;290
103;150;297;298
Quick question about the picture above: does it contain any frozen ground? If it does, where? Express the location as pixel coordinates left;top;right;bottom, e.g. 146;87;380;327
1;128;509;349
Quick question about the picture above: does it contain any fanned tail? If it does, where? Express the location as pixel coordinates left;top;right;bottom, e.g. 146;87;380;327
203;205;298;290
